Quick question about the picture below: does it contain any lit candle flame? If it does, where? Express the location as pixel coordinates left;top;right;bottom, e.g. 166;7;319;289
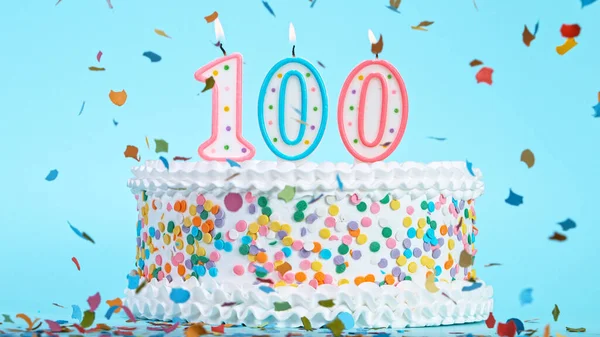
214;18;225;42
289;22;296;44
368;29;377;44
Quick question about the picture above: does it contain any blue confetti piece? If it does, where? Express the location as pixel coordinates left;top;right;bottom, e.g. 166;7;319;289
337;312;354;329
310;0;318;8
68;221;83;238
427;136;446;141
262;0;276;17
105;306;119;320
593;103;600;117
143;51;162;63
533;21;540;36
113;118;119;126
336;174;343;191
581;0;598;8
170;288;191;304
78;101;86;116
462;282;482;292
507;318;525;334
259;285;275;294
55;320;68;324
159;156;169;170
558;218;576;231
254;265;268;275
71;304;82;321
465;160;475;176
226;159;241;168
519;288;533;305
45;169;59;181
505;189;524;206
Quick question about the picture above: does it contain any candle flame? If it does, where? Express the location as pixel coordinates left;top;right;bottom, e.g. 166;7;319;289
214;18;225;42
289;22;296;44
368;29;377;44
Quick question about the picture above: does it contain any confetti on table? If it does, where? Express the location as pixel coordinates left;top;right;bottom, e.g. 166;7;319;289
159;156;169;170
71;257;80;271
87;292;101;312
497;321;517;337
520;288;533;305
185;323;207;337
485;312;496;328
581;0;598;7
300;316;314;331
226;159;241;168
558;218;576;231
566;327;586;332
411;21;434;31
462;282;482;292
470;59;483;67
71;305;82;320
154;139;169;153
552;304;560;321
204;11;219;23
505;189;523;206
202;76;215;92
143;51;162;63
318;299;335;308
427;136;446;141
210;324;224;334
88;66;105;71
336;174;344;191
109;90;127;106
274;301;292;311
520;149;535;168
96;51;103;62
259;285;274;294
465;160;475;176
262;1;276;17
476;67;494;85
45;169;59;181
326;317;345;337
68;221;95;244
154;28;171;38
484;263;502;267
169;288;190;304
425;274;440;293
78;101;86;116
44;320;62;332
174;156;192;161
277;186;296;203
386;0;401;12
124;145;141;162
549;232;567;241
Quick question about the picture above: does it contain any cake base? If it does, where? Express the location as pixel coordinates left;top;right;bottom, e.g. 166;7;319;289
124;279;493;328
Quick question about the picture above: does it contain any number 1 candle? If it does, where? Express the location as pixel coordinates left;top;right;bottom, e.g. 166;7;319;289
194;18;256;161
337;30;408;163
258;23;328;161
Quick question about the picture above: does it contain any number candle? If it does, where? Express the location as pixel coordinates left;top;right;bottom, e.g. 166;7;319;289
258;23;328;161
337;30;408;163
194;18;256;161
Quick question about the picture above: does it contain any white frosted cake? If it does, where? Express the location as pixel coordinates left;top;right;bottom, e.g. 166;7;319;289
123;160;492;328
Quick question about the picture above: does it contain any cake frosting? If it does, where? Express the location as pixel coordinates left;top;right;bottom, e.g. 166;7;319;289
124;160;492;328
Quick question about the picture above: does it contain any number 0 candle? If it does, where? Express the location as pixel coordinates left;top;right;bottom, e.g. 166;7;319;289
258;23;328;161
194;18;256;161
337;30;408;163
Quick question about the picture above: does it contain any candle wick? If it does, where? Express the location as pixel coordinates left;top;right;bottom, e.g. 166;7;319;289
376;53;379;59
219;43;227;56
292;45;296;58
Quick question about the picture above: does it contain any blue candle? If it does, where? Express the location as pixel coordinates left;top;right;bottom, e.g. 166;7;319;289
258;23;328;161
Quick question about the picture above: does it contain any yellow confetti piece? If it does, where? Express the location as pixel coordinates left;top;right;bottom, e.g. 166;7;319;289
556;38;577;55
154;28;171;38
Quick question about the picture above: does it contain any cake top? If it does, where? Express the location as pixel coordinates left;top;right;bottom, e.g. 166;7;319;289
129;161;483;200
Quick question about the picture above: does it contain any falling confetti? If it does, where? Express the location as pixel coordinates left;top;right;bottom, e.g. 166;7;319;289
476;67;494;85
484;263;502;267
45;169;59;181
262;1;276;17
71;305;82;320
274;301;292;311
556;38;578;55
68;221;95;244
2;315;13;323
52;303;64;308
154;139;169;153
174;156;192;161
226;159;241;168
505;189;524;206
202;76;215;92
485;312;496;328
88;66;106;71
109;90;127;106
78;101;86;116
523;25;535;46
113;118;118;126
497;321;517;337
558;218;576;231
465;160;475;176
87;292;101;312
106;298;122;314
507;319;525;334
549;232;567;241
566;327;586;332
170;288;190;304
386;0;401;12
318;299;335;308
143;51;162;63
159;156;169;170
520;288;533;305
204;11;219;23
310;0;318;8
581;0;598;7
411;21;434;31
470;59;484;67
80;310;95;328
427;136;447;141
124;145;141;162
520;149;535;168
154;28;171;38
106;0;113;9
593;101;600;117
96;51;103;62
552;304;560;321
561;24;581;38
71;257;80;271
317;61;326;68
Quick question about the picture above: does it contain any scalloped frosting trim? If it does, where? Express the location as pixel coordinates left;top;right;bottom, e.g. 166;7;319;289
129;161;484;200
123;278;493;328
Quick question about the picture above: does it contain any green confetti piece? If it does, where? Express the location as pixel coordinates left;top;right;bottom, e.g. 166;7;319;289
277;185;296;203
2;314;14;323
269;241;277;246
301;316;314;331
318;299;335;308
274;301;292;311
379;194;390;204
552;304;560;321
202;76;215;92
154;139;169;153
566;327;586;333
81;310;95;328
326;317;345;337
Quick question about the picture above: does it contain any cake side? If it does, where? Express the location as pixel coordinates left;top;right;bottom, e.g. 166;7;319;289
124;161;490;328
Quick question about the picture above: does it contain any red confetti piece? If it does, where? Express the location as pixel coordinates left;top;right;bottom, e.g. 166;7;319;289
485;312;496;328
163;322;180;333
211;324;225;334
497;320;517;337
71;257;81;271
73;324;87;334
44;320;62;333
476;67;494;85
87;292;101;312
120;306;137;323
560;24;581;38
96;51;103;62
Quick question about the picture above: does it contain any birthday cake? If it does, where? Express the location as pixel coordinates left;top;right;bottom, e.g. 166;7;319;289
123;160;492;328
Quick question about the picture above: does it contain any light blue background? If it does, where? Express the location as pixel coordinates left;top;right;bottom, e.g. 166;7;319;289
1;0;599;333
